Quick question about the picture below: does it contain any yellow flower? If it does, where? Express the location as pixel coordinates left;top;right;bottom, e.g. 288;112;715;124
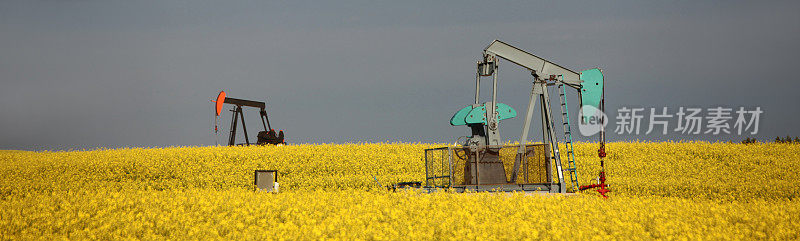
0;142;798;239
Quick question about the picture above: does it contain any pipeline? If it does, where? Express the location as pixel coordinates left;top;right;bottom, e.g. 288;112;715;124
580;143;610;198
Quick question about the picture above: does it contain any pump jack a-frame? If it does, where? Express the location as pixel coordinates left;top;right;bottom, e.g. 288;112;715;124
213;91;285;146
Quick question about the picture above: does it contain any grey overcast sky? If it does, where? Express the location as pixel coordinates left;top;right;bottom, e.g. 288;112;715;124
1;1;799;150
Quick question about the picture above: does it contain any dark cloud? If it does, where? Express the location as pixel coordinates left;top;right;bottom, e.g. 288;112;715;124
1;1;798;150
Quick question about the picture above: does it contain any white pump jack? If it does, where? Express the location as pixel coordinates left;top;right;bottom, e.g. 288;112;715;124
450;40;605;193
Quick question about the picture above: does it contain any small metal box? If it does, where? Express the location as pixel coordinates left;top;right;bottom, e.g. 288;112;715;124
254;170;278;192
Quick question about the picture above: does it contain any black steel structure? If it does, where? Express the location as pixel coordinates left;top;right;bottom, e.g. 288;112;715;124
224;97;285;146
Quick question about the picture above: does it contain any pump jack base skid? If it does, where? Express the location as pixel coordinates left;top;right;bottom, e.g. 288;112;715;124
419;183;566;194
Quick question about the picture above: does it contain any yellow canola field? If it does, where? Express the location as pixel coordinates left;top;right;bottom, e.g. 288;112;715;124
3;190;799;240
1;142;799;240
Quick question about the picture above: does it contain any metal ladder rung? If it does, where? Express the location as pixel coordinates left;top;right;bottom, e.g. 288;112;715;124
557;81;579;191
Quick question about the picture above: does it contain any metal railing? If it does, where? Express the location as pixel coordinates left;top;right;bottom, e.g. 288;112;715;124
424;144;551;187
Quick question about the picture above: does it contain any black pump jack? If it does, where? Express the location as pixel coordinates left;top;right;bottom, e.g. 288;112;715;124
224;97;284;146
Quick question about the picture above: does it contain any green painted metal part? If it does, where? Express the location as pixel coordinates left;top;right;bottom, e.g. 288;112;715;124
579;68;604;121
451;103;517;126
450;105;473;126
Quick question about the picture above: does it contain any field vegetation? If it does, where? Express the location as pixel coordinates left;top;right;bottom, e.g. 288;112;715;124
1;142;799;240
